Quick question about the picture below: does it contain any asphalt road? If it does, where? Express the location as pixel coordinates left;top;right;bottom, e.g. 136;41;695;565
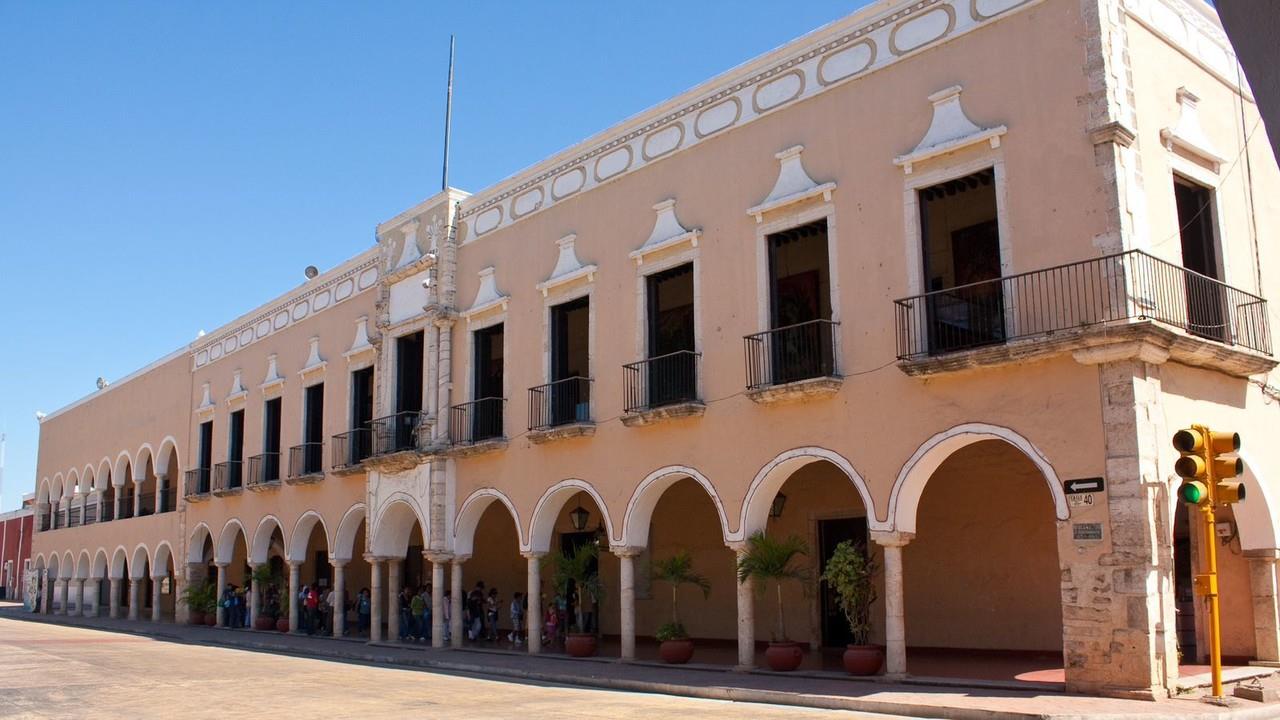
0;617;912;719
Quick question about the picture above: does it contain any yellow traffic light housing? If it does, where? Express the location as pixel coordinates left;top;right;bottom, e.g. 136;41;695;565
1173;428;1212;507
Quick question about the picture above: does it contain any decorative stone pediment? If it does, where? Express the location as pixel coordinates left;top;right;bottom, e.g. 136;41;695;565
225;369;248;409
894;86;1007;174
461;267;510;322
747;146;835;222
536;234;596;296
195;382;215;420
1161;88;1225;172
261;353;285;397
395;219;421;269
299;336;326;382
344;316;375;365
630;199;701;264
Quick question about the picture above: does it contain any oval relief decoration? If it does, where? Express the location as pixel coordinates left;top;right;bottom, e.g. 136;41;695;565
312;289;331;311
223;336;237;354
238;328;254;346
695;97;741;138
890;6;955;55
642;123;684;160
255;320;272;339
818;41;875;85
335;277;355;301
273;310;290;330
594;145;632;182
552;167;587;199
753;70;804;112
512;187;544;217
357;266;378;291
971;0;1028;19
291;300;310;322
473;206;503;236
209;344;223;361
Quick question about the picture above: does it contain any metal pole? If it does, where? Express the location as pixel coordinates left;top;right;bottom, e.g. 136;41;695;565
441;35;455;192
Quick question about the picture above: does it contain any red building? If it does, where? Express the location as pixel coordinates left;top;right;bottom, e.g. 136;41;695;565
1;495;35;605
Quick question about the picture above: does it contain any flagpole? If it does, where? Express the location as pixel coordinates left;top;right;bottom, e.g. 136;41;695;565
442;35;455;192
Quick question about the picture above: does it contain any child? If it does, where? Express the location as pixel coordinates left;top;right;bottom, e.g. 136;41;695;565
508;591;524;645
544;602;558;647
485;588;500;641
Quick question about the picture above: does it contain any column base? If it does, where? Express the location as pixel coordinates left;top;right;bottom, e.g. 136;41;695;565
732;663;755;673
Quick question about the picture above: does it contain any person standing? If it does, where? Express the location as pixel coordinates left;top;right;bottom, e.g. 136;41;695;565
508;591;524;646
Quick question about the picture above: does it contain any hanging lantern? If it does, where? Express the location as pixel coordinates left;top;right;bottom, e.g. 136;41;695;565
769;492;787;519
569;504;590;532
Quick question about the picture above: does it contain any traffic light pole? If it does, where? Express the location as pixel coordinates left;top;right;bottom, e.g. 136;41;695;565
1201;502;1223;698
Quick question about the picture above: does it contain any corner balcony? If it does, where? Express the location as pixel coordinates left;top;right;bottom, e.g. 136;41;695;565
363;411;427;473
893;250;1274;378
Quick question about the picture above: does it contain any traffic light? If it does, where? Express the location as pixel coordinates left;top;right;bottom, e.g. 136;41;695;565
1172;426;1245;506
1211;431;1245;505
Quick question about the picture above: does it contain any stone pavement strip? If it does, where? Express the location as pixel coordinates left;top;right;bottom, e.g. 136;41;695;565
3;607;1277;720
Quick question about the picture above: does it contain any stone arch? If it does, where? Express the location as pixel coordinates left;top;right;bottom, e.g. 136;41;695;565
370;497;427;557
740;447;884;540
60;551;74;579
110;546;129;580
134;444;155;483
130;545;150;579
66;468;81;498
454;489;525;556
51;472;65;501
113;452;133;487
157;437;180;477
888;422;1068;534
528;479;616;553
92;549;109;578
288;511;330;563
80;465;95;495
189;523;213;564
45;554;59;584
216;518;248;564
37;478;51;505
251;515;285;564
96;458;113;491
152;542;174;577
1233;451;1280;551
333;503;366;562
622;466;731;548
75;551;91;579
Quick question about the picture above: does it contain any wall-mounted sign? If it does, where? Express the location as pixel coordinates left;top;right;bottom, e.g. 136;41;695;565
1073;522;1104;541
1064;477;1105;495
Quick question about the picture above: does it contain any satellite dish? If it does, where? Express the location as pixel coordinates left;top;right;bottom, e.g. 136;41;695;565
304;265;319;280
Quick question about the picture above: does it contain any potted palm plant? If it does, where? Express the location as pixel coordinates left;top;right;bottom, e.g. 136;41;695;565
736;531;810;672
251;565;277;630
821;540;883;675
651;551;710;664
180;581;215;625
551;543;603;657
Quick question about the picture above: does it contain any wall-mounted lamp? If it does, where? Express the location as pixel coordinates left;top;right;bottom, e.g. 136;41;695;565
569;504;590;532
769;492;788;519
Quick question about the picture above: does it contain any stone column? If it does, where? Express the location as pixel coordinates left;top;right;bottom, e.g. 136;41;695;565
287;562;301;633
133;483;142;518
155;474;168;512
128;578;140;621
730;542;754;670
214;563;228;626
85;580;100;617
112;490;122;522
428;553;448;648
386;559;402;642
614;547;640;661
57;579;69;616
524;552;544;654
109;578;122;618
1247;549;1280;663
450;557;465;648
72;579;85;616
151;576;163;622
368;556;383;643
872;531;913;676
40;573;50;614
248;563;262;628
332;560;347;637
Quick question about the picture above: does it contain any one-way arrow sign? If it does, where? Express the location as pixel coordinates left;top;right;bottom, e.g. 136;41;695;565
1064;477;1105;495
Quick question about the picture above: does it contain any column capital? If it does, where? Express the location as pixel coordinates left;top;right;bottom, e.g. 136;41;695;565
287;560;303;570
214;562;230;569
870;530;915;548
150;574;166;582
386;557;403;569
725;539;749;553
363;553;385;564
610;545;643;558
247;561;263;570
520;550;547;560
1245;548;1280;561
329;557;349;568
452;554;471;565
423;550;454;563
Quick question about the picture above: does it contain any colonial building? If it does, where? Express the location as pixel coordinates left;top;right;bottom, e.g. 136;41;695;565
27;0;1280;699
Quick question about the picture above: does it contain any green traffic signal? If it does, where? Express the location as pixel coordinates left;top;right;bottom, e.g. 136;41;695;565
1179;481;1208;505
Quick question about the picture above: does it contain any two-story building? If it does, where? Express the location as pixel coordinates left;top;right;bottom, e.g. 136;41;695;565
27;0;1280;699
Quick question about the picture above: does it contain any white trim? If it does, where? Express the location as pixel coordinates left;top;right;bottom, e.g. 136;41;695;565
747;146;836;222
453;489;525;556
528;479;616;553
621;466;729;548
288;511;330;563
893;85;1006;174
630;199;701;264
739;446;886;540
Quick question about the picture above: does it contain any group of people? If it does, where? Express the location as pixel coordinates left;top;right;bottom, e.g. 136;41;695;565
218;580;344;635
393;581;528;645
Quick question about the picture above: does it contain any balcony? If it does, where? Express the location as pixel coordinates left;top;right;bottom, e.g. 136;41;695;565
38;515;50;532
448;398;507;456
621;350;704;427
743;319;842;403
101;500;114;522
53;512;64;530
894;250;1274;377
68;507;81;528
185;468;211;502
332;428;373;472
246;452;282;491
212;461;243;497
287;443;325;484
118;497;135;519
528;377;594;443
138;492;155;517
83;504;97;525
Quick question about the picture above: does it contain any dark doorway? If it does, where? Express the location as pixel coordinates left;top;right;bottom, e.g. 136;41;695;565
263;398;281;482
304;384;324;474
767;220;834;384
228;410;244;488
1175;177;1226;343
645;264;696;407
395;332;424;449
350;366;374;462
559;531;599;634
919;168;1004;354
817;516;869;647
198;421;213;493
549;296;590;426
472;323;504;440
1172;504;1198;661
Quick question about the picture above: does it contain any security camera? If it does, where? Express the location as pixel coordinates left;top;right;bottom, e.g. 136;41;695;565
422;276;435;289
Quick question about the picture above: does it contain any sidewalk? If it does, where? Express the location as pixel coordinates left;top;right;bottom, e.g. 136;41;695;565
5;607;1277;720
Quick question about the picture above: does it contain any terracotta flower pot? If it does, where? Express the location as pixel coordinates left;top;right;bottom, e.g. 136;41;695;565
659;638;695;664
842;644;884;676
189;611;205;626
255;615;276;631
204;614;217;626
276;617;290;632
565;633;598;657
764;641;804;672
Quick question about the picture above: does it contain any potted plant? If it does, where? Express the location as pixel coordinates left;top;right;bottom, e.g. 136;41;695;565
651;551;710;664
276;591;291;632
551;543;603;657
736;531;810;672
251;566;277;630
180;581;215;625
821;540;883;675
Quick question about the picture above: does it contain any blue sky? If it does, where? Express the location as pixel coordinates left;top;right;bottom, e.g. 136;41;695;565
0;1;869;511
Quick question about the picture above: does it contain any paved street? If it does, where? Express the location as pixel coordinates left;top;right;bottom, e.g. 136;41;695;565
0;617;905;720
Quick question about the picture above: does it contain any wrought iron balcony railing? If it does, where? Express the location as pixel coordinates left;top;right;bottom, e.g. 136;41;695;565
894;249;1272;360
288;443;324;478
212;461;243;493
138;492;156;517
68;507;81;528
528;377;592;431
185;468;211;498
100;499;114;522
372;412;425;456
159;486;176;513
332;428;373;469
83;504;97;525
38;515;50;532
744;319;839;390
247;452;281;487
624;350;700;413
450;397;505;444
118;496;135;520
